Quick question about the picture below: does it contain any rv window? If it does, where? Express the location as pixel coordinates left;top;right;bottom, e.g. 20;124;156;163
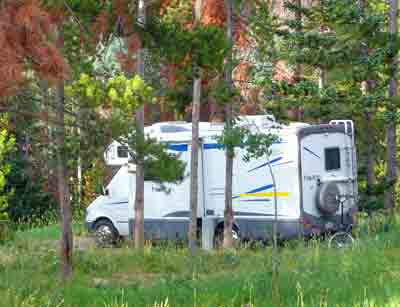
161;125;190;133
117;146;129;158
325;147;341;171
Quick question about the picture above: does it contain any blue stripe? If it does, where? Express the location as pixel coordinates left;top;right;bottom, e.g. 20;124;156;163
248;157;283;172
168;144;188;152
246;184;274;194
203;143;224;150
303;146;320;159
240;199;271;202
203;142;284;150
232;183;274;199
106;201;128;206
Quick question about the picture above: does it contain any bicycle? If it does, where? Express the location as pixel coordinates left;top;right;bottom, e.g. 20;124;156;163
328;194;355;248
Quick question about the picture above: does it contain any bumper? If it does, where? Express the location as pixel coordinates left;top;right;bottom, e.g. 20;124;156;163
302;209;356;236
85;221;95;233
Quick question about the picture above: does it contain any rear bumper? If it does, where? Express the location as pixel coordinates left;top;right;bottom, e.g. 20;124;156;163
302;207;357;236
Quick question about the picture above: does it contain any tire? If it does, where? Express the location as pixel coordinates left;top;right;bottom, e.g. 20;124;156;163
316;182;341;215
328;231;355;249
93;219;119;247
214;225;240;249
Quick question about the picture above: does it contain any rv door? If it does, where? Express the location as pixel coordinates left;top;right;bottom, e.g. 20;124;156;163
299;126;357;221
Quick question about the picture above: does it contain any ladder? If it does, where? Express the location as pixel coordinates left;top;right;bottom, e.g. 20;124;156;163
329;120;358;202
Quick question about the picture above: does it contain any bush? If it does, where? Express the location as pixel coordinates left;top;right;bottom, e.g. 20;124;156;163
0;119;15;226
5;156;58;228
0;220;13;243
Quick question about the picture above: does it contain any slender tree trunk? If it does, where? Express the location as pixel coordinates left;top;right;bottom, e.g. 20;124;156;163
188;0;203;254
189;81;201;253
76;103;82;209
223;148;234;248
77;151;82;207
268;162;280;306
39;80;52;191
365;114;375;191
134;0;146;249
223;0;234;249
359;0;376;203
318;68;326;91
318;67;326;123
363;85;375;199
385;0;398;211
293;0;303;121
56;30;73;281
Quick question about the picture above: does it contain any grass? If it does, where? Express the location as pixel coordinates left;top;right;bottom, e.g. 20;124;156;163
0;219;400;307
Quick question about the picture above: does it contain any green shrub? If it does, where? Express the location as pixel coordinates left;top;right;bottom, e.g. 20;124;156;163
0;118;15;225
5;156;58;228
0;220;13;243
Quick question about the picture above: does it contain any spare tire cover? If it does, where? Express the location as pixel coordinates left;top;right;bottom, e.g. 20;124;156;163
316;182;340;215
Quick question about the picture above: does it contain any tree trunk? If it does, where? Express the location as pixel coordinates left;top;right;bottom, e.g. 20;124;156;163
134;0;146;249
223;148;234;248
269;162;280;306
223;0;234;249
39;80;53;193
56;30;73;281
188;0;203;254
363;86;375;199
318;68;326;91
359;0;376;203
293;0;303;121
318;67;326;123
77;151;82;208
189;80;201;253
385;0;398;211
76;101;82;209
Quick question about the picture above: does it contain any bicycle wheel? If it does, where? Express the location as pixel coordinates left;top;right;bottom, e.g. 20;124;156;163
328;231;355;248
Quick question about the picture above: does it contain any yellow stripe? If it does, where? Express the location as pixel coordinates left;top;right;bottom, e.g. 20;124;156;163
239;192;290;197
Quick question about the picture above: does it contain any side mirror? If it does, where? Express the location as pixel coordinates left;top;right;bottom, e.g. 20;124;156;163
102;186;110;196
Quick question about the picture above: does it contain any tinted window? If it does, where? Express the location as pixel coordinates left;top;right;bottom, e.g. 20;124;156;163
117;146;129;158
325;147;341;171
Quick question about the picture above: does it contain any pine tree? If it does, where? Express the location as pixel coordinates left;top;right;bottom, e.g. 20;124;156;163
188;0;203;254
55;29;73;281
222;0;234;249
133;0;146;249
0;0;73;281
0;0;69;96
250;0;395;211
385;0;398;212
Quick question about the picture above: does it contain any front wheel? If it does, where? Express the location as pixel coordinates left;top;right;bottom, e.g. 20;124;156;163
93;219;119;247
214;226;240;249
328;231;355;249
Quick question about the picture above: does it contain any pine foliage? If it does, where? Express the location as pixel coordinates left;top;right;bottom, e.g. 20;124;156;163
0;0;69;96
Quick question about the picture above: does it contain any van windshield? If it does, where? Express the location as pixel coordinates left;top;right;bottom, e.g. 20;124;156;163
117;146;129;158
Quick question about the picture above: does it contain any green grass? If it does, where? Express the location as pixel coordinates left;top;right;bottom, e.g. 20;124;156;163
1;221;400;307
12;222;86;242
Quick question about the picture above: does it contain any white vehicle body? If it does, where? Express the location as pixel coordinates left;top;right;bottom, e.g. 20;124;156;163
85;116;358;242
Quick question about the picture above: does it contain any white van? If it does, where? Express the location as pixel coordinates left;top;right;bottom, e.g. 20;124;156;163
85;116;358;246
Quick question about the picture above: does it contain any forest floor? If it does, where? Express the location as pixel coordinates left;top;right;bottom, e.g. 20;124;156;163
0;218;400;307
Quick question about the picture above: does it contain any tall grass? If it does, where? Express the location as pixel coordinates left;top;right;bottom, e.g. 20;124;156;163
0;218;399;306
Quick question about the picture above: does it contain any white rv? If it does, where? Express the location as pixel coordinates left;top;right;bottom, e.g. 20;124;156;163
85;115;358;246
